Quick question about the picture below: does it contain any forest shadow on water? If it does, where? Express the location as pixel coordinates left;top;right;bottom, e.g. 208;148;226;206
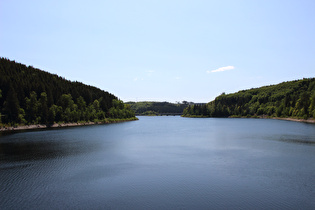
0;127;104;169
0;139;99;163
275;135;315;145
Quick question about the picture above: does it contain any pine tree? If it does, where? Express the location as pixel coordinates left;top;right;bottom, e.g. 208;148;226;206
0;89;2;123
25;91;39;123
3;86;20;123
39;92;48;124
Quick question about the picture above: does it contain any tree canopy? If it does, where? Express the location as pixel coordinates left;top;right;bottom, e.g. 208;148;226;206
183;78;315;119
0;58;136;125
126;101;191;115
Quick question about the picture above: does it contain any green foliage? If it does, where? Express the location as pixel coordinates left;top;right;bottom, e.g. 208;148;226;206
183;78;315;119
39;92;49;124
25;91;39;123
0;58;136;125
0;89;2;123
142;111;159;116
109;100;135;119
126;101;189;115
3;86;21;123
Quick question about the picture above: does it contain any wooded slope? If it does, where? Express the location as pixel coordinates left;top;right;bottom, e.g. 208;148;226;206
183;78;315;119
0;58;135;125
126;101;190;115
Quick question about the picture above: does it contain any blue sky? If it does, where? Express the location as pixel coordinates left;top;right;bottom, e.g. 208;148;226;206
1;0;314;103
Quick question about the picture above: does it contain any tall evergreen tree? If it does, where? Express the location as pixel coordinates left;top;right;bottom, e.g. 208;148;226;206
25;91;39;123
39;92;49;124
3;86;20;123
0;89;2;123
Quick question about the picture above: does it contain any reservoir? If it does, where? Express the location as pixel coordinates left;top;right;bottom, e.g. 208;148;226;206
1;116;315;209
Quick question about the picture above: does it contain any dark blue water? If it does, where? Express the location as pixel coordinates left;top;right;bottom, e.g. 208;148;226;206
1;117;315;209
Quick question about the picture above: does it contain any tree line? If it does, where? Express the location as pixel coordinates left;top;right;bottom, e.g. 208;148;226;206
0;58;136;126
126;101;190;115
183;78;315;119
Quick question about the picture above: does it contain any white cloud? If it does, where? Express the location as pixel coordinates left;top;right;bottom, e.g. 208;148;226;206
134;77;144;81
207;66;235;73
146;70;155;77
134;70;155;81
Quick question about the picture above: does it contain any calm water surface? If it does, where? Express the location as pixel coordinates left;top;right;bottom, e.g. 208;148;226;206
1;117;315;209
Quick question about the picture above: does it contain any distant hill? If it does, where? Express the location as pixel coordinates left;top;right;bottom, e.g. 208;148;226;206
183;78;315;119
0;57;136;125
126;101;194;115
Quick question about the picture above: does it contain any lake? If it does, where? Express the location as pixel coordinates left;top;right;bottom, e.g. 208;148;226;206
1;116;315;209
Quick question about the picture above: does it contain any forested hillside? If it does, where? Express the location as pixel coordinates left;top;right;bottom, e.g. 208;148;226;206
126;101;191;115
0;58;136;126
183;78;315;119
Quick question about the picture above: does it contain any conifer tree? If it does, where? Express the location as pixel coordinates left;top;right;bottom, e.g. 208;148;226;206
25;91;39;123
39;92;49;124
3;86;20;123
0;58;136;125
0;89;2;123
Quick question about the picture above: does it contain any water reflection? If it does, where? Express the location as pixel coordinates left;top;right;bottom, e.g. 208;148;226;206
0;140;99;163
264;134;315;145
0;128;101;166
277;135;315;145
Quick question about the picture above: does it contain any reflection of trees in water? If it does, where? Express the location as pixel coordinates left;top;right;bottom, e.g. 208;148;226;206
277;135;315;145
0;140;98;162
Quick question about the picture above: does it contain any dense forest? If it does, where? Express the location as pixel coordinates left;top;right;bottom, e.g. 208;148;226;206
0;58;136;126
183;78;315;119
126;101;193;115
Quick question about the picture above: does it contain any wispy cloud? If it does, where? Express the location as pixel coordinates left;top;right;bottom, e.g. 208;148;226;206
134;77;144;81
207;66;235;73
134;70;155;82
146;70;155;77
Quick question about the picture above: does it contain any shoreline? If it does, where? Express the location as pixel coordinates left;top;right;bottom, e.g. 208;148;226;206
182;115;315;124
0;118;138;132
1;116;313;133
271;117;315;124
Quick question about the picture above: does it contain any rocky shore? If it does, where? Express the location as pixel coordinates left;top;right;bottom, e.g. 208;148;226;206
0;118;138;132
272;117;315;124
0;122;97;132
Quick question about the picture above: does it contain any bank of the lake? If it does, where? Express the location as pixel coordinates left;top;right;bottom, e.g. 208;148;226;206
182;114;315;124
0;117;138;132
231;115;315;124
271;117;315;124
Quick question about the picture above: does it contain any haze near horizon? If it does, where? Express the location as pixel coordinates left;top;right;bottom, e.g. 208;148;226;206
1;0;314;103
